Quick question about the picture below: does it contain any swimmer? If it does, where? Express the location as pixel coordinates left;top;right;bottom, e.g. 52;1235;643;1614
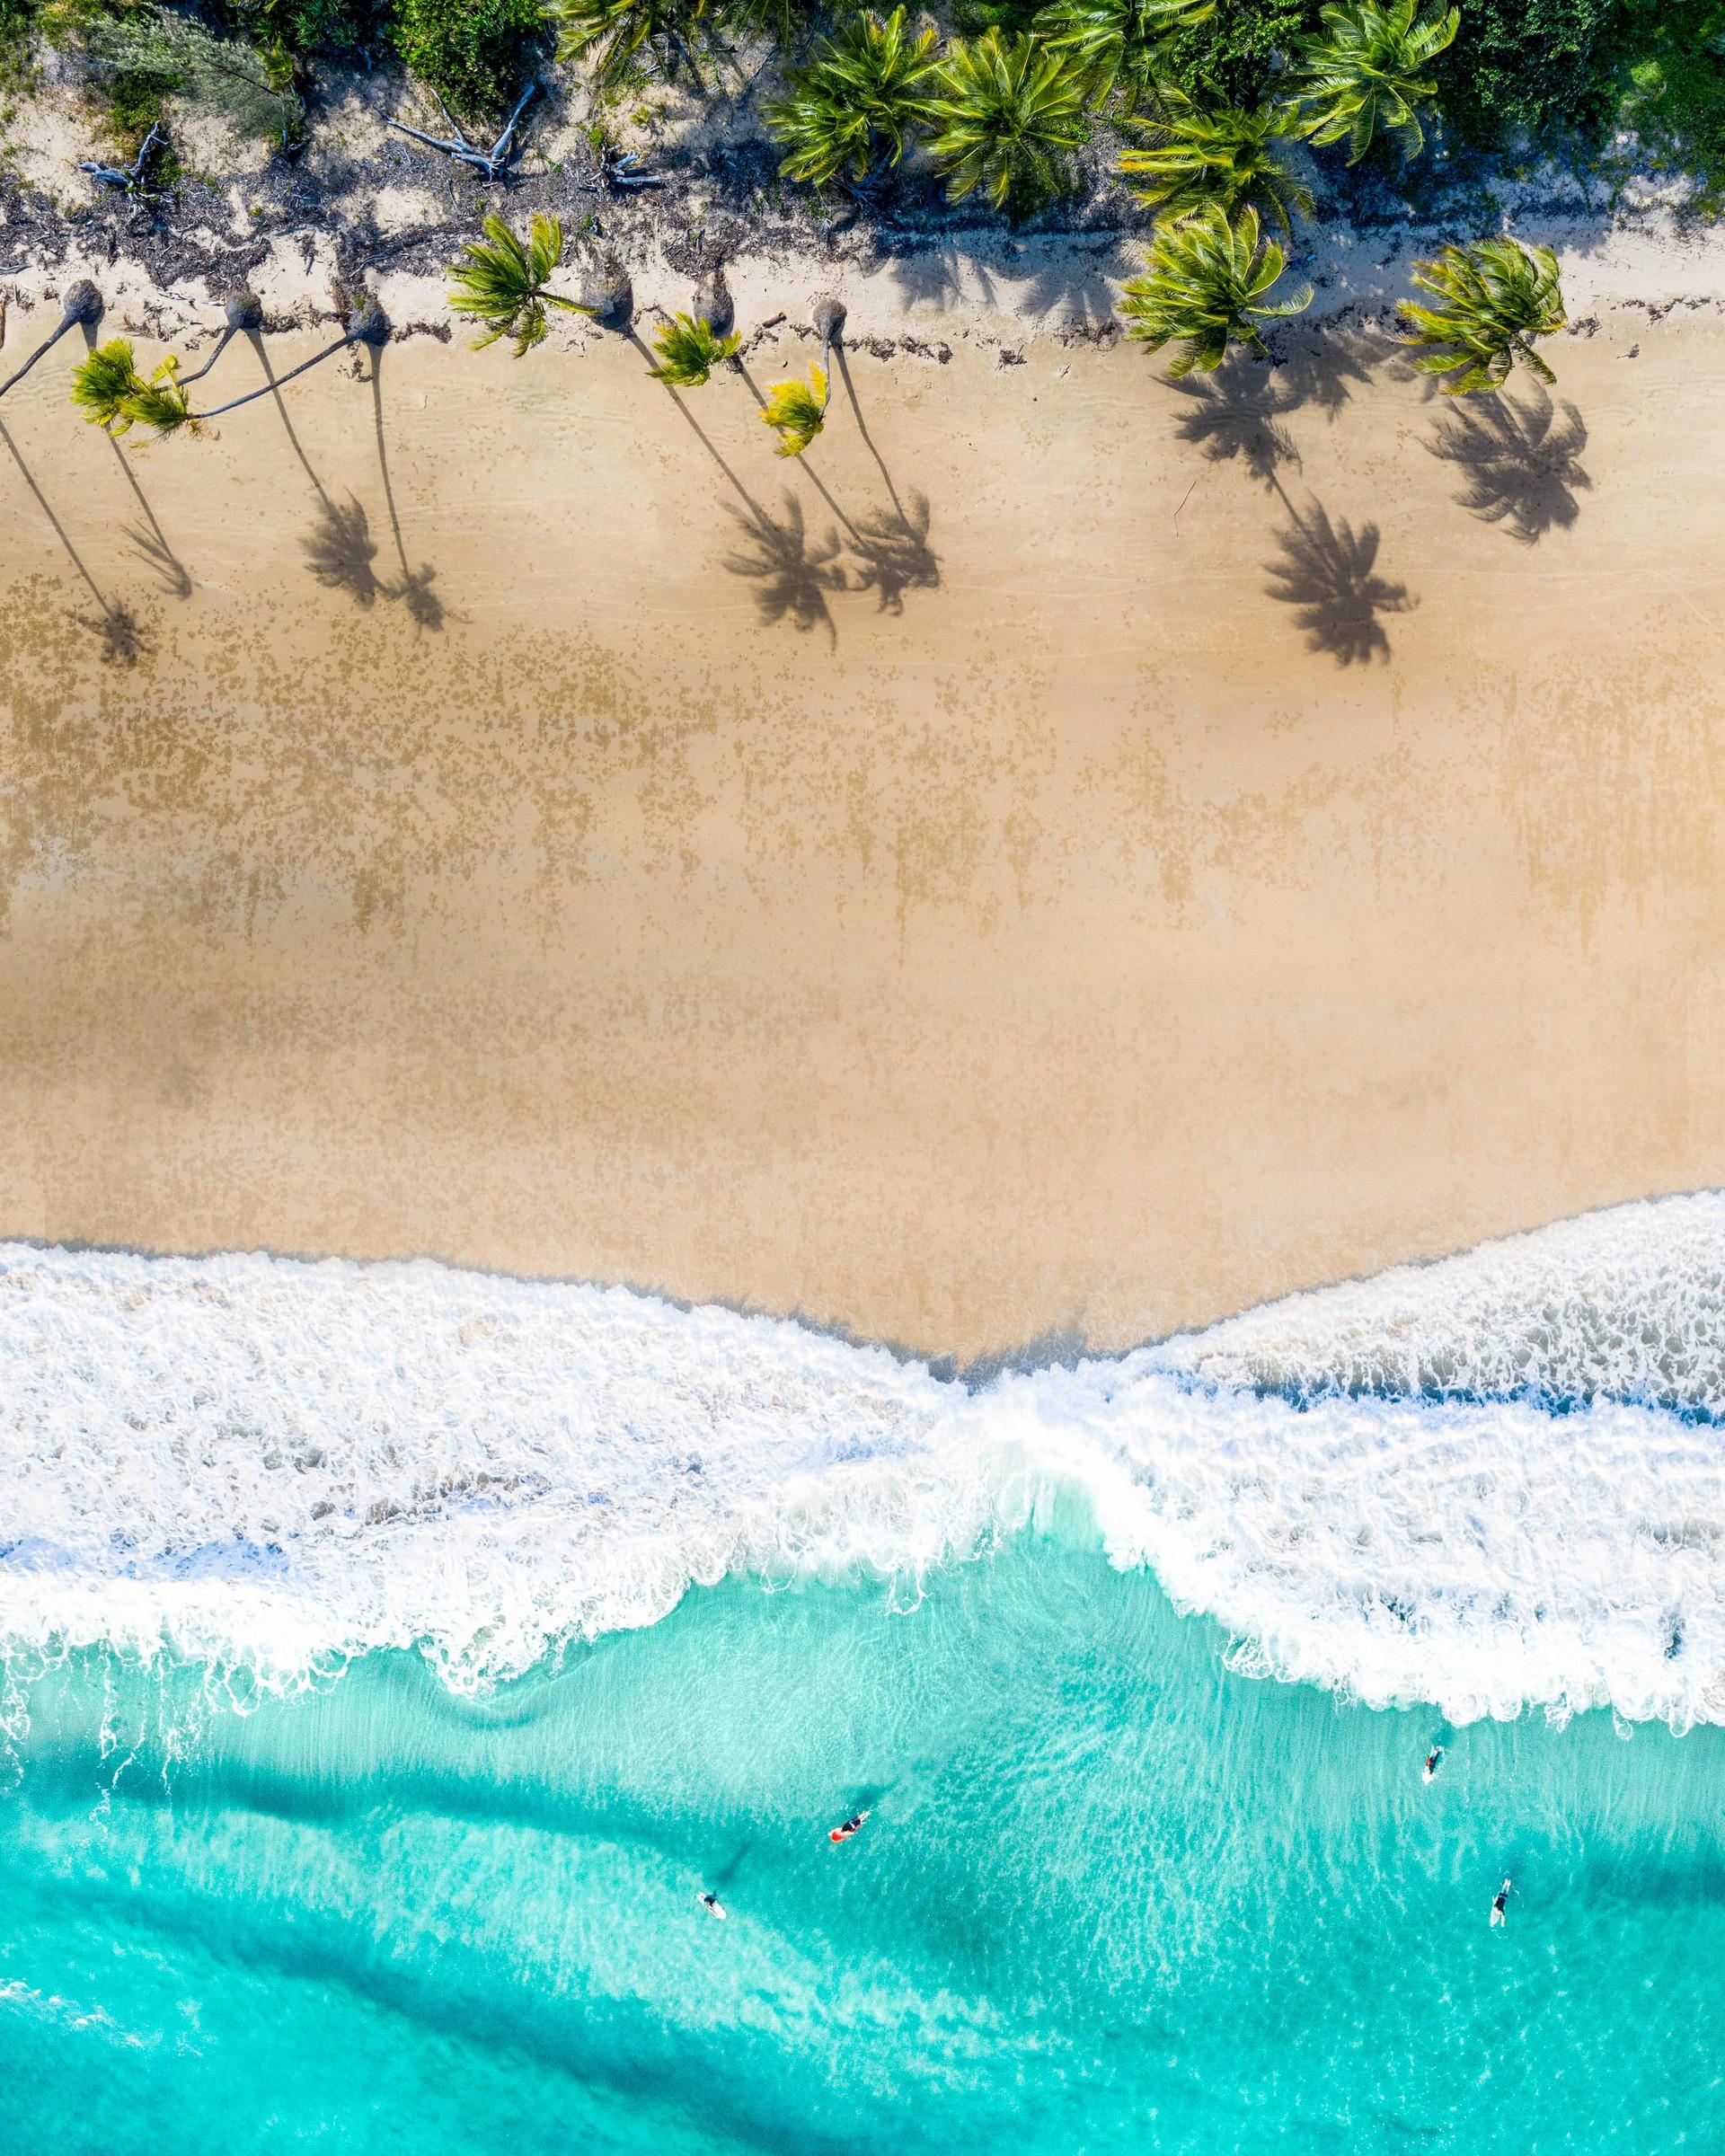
1423;1744;1445;1783
828;1809;870;1844
698;1890;727;1920
1490;1878;1511;1929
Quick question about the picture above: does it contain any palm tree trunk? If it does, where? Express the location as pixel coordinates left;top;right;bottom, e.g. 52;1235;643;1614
179;296;265;388
0;280;104;401
191;305;385;420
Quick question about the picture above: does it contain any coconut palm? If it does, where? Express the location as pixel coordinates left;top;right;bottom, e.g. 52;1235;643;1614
544;0;713;88
69;340;199;437
1035;0;1215;112
925;30;1091;218
1398;237;1566;393
0;279;103;400
75;300;389;438
1119;91;1313;236
179;292;265;387
765;7;940;188
1290;0;1457;163
759;295;845;456
448;215;576;354
1119;202;1312;375
575;252;635;330
649;312;742;386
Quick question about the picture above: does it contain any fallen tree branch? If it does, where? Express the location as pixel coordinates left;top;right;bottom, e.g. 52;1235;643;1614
79;120;165;194
385;81;538;183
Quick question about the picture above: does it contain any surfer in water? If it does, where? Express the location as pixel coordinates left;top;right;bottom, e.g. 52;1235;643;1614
1490;1878;1512;1929
828;1809;870;1844
1423;1743;1445;1783
698;1890;727;1920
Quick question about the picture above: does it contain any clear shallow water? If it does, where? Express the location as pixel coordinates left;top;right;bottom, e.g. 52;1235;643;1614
5;1529;1725;2155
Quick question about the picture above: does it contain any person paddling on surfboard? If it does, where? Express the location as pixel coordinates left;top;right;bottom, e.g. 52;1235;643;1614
828;1809;870;1844
1490;1878;1511;1928
698;1890;728;1920
1423;1743;1445;1783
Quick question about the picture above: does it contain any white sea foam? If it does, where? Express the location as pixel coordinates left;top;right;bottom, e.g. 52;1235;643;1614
2;1197;1724;1727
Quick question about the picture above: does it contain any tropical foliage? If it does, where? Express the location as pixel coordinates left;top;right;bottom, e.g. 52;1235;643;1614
765;6;939;186
649;311;742;386
391;0;540;117
1033;0;1214;111
1118;201;1312;374
925;28;1090;217
544;0;712;88
759;367;827;455
1397;236;1567;393
1118;89;1313;234
70;338;196;435
1291;0;1458;162
447;214;575;354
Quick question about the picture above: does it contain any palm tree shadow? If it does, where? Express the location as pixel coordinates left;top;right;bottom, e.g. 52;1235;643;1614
722;494;845;645
0;417;150;665
369;347;444;631
1169;360;1302;489
302;490;391;607
107;438;190;598
1424;382;1591;545
1261;325;1383;420
1263;499;1416;667
845;493;941;615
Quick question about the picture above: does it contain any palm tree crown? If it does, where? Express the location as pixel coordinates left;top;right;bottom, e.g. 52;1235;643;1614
544;0;713;89
765;7;940;187
1035;0;1215;112
649;312;743;386
1398;237;1567;393
448;216;576;355
1291;0;1458;163
1119;91;1314;235
926;29;1092;218
1118;202;1313;375
70;339;199;437
760;367;828;456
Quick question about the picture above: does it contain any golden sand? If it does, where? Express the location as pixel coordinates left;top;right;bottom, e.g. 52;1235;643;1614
0;305;1720;1359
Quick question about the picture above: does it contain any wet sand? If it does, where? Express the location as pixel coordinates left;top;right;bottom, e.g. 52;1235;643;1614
0;300;1721;1360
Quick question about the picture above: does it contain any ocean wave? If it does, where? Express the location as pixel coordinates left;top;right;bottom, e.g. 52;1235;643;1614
2;1197;1724;1727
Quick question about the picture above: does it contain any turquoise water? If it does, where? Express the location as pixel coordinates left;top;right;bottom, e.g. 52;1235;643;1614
5;1521;1722;2153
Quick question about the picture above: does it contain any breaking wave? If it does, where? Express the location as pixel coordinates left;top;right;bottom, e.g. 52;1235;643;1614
4;1194;1725;1727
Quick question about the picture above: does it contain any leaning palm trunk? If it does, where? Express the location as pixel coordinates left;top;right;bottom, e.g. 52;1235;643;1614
178;292;265;388
578;254;634;329
0;280;103;400
190;300;389;420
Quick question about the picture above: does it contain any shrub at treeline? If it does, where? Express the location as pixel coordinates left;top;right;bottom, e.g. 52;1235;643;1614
1;0;1723;208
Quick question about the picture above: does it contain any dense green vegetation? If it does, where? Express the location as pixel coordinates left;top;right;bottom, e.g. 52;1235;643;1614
2;0;1724;224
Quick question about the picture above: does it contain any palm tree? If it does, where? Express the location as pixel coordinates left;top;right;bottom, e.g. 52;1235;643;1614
1119;91;1313;235
448;215;577;354
1398;237;1566;393
925;30;1091;219
73;300;390;438
0;279;103;400
1035;0;1215;112
544;0;713;88
70;340;200;437
1291;0;1457;163
759;295;845;457
1118;202;1312;375
179;292;265;387
649;312;742;386
765;7;940;188
575;252;635;330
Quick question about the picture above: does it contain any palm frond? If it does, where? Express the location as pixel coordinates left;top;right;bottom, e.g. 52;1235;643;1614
1289;0;1458;164
1398;237;1566;393
925;29;1091;219
448;215;575;356
544;0;713;89
760;367;828;455
70;339;146;434
650;311;743;386
1034;0;1214;111
765;6;940;187
1119;90;1313;235
1118;201;1313;375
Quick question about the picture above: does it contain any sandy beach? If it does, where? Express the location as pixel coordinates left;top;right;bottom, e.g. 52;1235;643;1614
0;270;1721;1361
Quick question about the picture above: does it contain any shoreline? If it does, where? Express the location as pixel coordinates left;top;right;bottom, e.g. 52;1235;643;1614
2;260;1723;1360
